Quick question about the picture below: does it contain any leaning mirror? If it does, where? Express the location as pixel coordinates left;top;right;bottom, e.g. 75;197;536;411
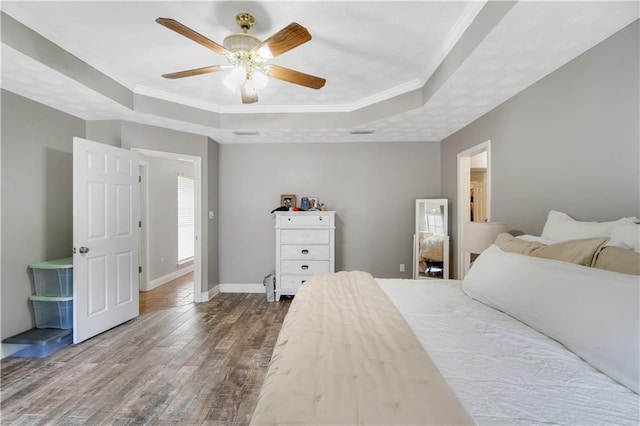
413;199;449;279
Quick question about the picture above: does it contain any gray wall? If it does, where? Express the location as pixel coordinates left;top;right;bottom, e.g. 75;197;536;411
142;155;194;283
218;142;441;284
120;122;220;294
1;90;85;339
441;21;640;277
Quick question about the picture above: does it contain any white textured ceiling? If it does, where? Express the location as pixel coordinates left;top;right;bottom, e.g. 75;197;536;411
1;1;638;144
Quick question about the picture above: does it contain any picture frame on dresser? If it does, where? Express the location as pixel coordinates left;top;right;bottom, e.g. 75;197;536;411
280;194;296;209
308;197;319;210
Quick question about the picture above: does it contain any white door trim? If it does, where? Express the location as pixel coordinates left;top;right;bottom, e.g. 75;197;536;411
132;148;203;303
138;161;149;291
456;140;491;279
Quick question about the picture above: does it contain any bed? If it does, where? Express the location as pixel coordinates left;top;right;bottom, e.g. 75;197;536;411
251;211;640;425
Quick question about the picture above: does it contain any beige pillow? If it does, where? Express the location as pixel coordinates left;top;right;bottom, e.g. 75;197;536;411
494;233;608;266
593;246;640;276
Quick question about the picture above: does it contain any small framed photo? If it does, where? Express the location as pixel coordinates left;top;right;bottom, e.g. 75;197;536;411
280;194;296;209
308;197;320;210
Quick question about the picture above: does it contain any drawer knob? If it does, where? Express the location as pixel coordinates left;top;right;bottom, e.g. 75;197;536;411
301;249;309;254
301;265;309;270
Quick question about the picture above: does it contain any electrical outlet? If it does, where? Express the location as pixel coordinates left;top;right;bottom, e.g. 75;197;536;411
400;264;405;272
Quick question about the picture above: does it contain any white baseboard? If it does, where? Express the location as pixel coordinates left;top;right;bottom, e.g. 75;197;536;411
142;265;194;292
218;283;264;293
202;285;220;301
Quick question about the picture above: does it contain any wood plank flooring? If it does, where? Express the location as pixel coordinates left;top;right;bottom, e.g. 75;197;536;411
139;272;195;315
1;282;291;425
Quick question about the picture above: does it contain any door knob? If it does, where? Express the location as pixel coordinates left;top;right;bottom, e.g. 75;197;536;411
79;247;90;254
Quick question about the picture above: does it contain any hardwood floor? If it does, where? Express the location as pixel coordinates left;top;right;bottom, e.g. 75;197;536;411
1;283;291;425
139;272;195;315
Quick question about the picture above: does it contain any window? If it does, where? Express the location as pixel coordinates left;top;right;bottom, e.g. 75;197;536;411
177;174;194;263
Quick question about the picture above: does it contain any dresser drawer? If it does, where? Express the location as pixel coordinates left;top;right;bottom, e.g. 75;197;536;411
281;260;329;274
280;214;330;227
280;229;329;244
281;245;330;260
278;275;312;292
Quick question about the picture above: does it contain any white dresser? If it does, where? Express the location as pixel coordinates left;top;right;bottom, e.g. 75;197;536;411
275;211;335;299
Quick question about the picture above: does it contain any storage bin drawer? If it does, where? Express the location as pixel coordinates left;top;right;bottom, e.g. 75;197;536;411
281;229;329;244
29;296;73;329
281;260;329;274
280;214;330;227
280;245;330;260
278;275;312;292
29;257;73;297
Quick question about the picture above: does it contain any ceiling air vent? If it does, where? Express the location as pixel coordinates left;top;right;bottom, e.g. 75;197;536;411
233;131;260;136
349;130;375;135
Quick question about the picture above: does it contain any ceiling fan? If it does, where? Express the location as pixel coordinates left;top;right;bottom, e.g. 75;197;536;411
156;13;326;104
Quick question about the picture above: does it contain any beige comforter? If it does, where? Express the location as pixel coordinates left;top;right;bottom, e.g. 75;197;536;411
250;271;474;425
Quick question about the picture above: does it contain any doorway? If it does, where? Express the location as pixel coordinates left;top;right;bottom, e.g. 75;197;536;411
134;148;203;304
457;141;491;279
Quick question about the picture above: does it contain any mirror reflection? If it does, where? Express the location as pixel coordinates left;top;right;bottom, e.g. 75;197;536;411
414;199;449;279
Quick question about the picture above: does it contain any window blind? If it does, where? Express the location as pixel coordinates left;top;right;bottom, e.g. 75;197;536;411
177;174;194;262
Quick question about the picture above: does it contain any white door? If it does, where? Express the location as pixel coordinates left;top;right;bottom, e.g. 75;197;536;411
73;137;139;344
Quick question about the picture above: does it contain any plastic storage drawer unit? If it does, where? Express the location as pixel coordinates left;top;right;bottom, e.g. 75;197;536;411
29;296;73;329
29;257;73;297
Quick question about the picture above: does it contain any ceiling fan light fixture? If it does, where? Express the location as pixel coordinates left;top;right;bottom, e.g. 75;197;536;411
255;44;273;60
156;12;325;104
223;66;247;92
241;83;259;104
223;33;261;52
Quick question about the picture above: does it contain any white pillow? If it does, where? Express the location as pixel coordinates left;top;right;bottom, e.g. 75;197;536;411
608;222;640;253
462;245;639;394
540;210;637;241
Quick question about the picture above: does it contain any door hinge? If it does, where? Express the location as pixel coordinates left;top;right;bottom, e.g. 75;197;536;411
139;266;142;273
138;175;142;183
138;221;142;228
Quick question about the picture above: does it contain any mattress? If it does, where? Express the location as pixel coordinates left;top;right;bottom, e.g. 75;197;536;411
377;278;640;425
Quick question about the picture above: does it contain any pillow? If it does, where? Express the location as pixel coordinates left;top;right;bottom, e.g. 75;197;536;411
463;245;639;393
609;222;640;253
540;210;637;242
593;246;640;275
494;233;607;266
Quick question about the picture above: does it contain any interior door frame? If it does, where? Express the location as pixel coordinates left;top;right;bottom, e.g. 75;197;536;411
132;148;203;303
456;140;491;279
138;160;149;291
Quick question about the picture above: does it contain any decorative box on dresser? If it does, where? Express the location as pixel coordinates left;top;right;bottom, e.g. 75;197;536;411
275;211;336;300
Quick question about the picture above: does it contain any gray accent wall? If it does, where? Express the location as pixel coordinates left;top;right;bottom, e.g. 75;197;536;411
1;90;85;339
218;142;441;284
441;21;640;277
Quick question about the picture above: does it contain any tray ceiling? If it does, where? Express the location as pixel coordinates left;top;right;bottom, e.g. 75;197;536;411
1;1;638;143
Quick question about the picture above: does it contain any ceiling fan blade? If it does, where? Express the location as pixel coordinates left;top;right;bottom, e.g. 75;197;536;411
161;65;225;79
254;22;311;59
156;18;230;55
241;83;258;104
264;65;326;90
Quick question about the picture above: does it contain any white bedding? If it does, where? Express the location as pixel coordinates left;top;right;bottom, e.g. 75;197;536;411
377;278;640;425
